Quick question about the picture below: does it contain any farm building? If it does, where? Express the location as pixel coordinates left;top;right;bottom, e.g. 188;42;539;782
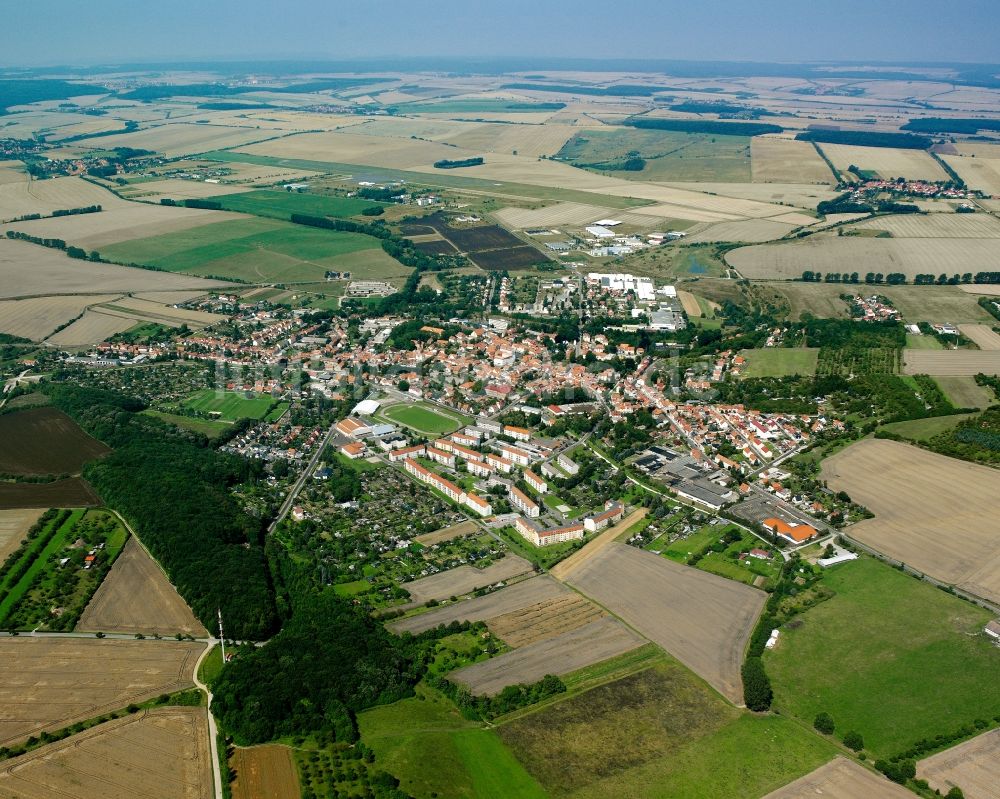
763;517;819;545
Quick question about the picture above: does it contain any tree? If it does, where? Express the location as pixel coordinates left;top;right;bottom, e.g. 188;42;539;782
945;787;965;799
741;657;772;711
397;379;410;392
843;730;864;751
813;712;835;735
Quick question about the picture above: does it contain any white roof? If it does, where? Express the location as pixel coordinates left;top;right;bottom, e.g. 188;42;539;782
593;219;622;226
353;399;381;416
585;225;616;238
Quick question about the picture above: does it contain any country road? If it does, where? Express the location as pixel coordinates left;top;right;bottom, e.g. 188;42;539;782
194;641;224;799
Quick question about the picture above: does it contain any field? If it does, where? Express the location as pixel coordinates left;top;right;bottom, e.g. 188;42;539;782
727;236;1000;281
878;412;974;441
0;407;109;476
564;542;766;704
685;218;799;243
0;508;44;566
497;660;836;799
493;201;612;229
822;439;1000;604
940;152;1000;195
0;707;212;799
401;553;534;604
452;616;645;695
817;143;949;181
765;557;1000;758
77;536;209;636
0;238;230;300
0;294;120;341
0;175;125;222
750;137;835;184
762;757;914;799
379;401;471;435
231;744;300;799
959;323;1000;350
487;592;606;648
45;309;139;347
917;728;1000;799
209;188;380;220
851;212;1000;238
0;637;203;747
902;349;1000;375
99;215;406;284
73;121;275;157
934;375;995;408
415;520;480;546
0;477;102;510
183;388;282;421
445;121;579;157
739;348;819;377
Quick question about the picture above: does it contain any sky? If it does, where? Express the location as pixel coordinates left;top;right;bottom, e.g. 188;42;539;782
1;0;998;68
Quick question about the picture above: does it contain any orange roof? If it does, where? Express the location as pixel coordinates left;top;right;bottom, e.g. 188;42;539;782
762;517;817;542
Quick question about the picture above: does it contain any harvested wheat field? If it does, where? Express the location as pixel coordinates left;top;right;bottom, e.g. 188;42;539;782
763;757;914;799
818;143;949;181
401;553;533;604
751;137;836;184
0;295;121;341
415;520;479;546
0;176;124;222
78;123;278;157
902;350;1000;376
821;439;1000;605
678;290;704;317
117;178;255;202
231;744;300;799
388;574;572;635
940;153;1000;196
663;181;837;211
916;728;1000;799
487;593;606;648
851;212;1000;238
0;637;203;747
0;239;230;299
493;202;613;229
0;707;212;799
447;122;579;157
685;218;797;243
45;309;141;347
959;324;1000;350
451;616;645;696
98;297;222;327
0;508;44;566
565;543;766;704
77;537;209;637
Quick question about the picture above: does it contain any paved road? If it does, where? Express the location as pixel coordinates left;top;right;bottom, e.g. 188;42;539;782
269;416;341;532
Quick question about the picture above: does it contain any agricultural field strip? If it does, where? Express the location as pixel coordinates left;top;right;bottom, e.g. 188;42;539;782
750;137;837;184
0;509;44;567
902;350;1000;376
230;744;300;799
851;213;1000;238
0;295;122;341
415;520;480;546
762;757;914;799
916;728;1000;798
45;310;140;347
401;554;534;604
816;143;949;181
958;324;1000;350
486;594;606;648
550;508;647;580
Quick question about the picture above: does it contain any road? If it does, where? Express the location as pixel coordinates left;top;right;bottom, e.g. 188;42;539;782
269;415;341;532
193;640;224;799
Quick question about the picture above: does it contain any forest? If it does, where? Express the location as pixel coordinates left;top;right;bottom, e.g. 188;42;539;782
795;129;931;149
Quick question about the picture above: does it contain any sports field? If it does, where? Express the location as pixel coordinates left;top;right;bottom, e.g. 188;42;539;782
765;557;1000;758
380;402;471;435
739;348;819;377
183;389;286;421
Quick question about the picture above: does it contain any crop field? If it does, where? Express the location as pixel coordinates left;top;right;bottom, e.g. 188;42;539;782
817;143;949;181
0;239;230;300
76;122;277;157
902;349;1000;375
738;347;819;377
487;593;606;648
940;153;1000;195
727;236;1000;281
959;323;1000;350
762;757;914;799
851;212;1000;238
380;401;470;435
917;728;1000;799
0;175;124;222
821;439;1000;605
565;542;766;704
77;537;209;636
99;215;400;284
492;201;613;229
660;181;835;213
750;137;835;184
452;616;645;695
0;478;101;510
765;557;1000;759
685;218;798;243
446;122;579;157
209;188;380;220
118;177;256;202
183;388;281;421
0;407;109;476
402;554;534;605
0;707;212;799
934;375;995;409
45;309;139;347
231;744;300;799
97;296;222;328
0;508;44;566
498;661;835;799
469;245;550;270
0;295;120;341
0;637;203;747
415;520;481;546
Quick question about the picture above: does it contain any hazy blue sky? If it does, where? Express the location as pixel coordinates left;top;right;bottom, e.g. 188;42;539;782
2;0;998;67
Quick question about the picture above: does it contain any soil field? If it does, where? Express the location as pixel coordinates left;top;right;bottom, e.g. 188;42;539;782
0;407;109;476
0;637;203;747
0;508;44;566
852;212;1000;238
388;574;572;635
412;238;458;255
959;323;1000;350
487;593;606;648
402;554;534;604
817;143;949;181
565;542;766;704
451;616;645;695
423;216;525;252
902;349;1000;375
0;295;120;341
468;246;551;270
0;707;212;799
231;744;300;799
77;537;209;636
685;218;798;243
727;237;1000;281
0;478;101;510
493;202;613;229
751;137;835;184
550;508;647;580
415;520;480;546
821;439;1000;605
917;728;1000;799
762;757;914;799
0;239;230;300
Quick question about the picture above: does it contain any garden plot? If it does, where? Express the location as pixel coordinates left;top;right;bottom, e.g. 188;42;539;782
917;728;1000;799
401;553;534;605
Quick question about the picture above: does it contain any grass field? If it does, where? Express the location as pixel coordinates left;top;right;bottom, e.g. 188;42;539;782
357;683;546;799
933;374;996;408
99;216;407;284
143;409;232;438
878;412;974;441
766;557;1000;759
210;188;381;220
739;348;819;377
380;402;471;435
182;389;286;421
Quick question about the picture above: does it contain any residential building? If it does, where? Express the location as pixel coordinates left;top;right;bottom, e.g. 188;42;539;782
523;469;547;494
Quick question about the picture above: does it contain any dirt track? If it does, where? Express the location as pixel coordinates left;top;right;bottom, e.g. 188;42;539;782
763;757;914;799
917;728;1000;799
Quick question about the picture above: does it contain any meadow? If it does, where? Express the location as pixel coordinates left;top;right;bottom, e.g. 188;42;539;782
182;388;286;421
209;188;381;220
739;348;819;377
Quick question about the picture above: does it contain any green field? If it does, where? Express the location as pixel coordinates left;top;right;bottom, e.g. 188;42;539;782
934;374;996;409
357;683;546;799
905;333;943;349
878;412;974;441
766;556;1000;758
210;189;381;220
739;348;819;378
100;216;410;284
143;409;232;438
182;389;287;421
380;402;471;435
556;129;752;182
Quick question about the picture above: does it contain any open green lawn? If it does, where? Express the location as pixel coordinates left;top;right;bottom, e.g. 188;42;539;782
143;409;232;438
182;389;286;421
934;374;996;409
739;347;819;378
100;216;410;284
211;189;381;220
905;333;943;349
878;412;974;441
766;556;1000;758
380;402;471;435
357;683;546;799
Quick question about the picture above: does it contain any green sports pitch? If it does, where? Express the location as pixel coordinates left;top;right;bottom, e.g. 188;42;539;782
380;402;471;435
182;389;287;421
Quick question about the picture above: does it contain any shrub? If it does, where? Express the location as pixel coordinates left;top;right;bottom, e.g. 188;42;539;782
843;730;864;751
814;712;835;735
